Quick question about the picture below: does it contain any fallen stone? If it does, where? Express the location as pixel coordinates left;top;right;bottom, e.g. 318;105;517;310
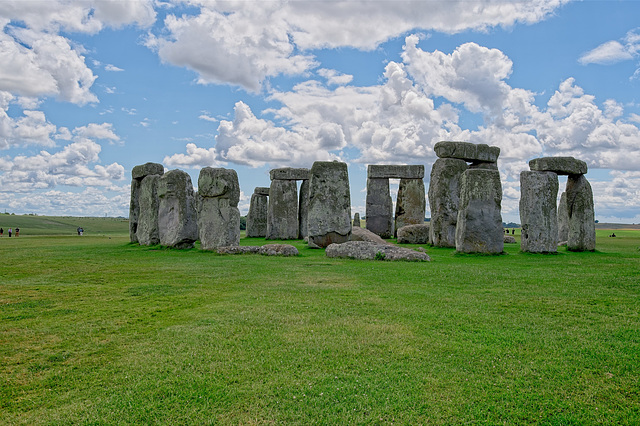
367;165;424;179
529;157;587;175
397;224;430;244
307;161;352;248
350;226;392;245
254;187;270;196
216;246;261;255
519;171;559;253
258;244;299;256
566;174;596;251
366;178;393;238
157;169;198;249
434;141;500;163
455;169;504;254
326;241;430;261
428;158;468;247
269;167;310;181
504;235;516;244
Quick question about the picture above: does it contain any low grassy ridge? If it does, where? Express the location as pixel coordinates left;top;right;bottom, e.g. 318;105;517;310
1;218;639;424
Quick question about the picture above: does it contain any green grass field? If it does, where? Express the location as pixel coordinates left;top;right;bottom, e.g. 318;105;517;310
1;217;639;424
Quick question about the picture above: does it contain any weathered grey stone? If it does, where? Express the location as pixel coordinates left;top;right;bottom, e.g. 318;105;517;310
557;191;569;243
519;171;559;253
434;141;500;163
366;178;393;239
197;167;240;205
259;244;299;256
132;162;164;180
269;167;310;181
455;169;504;254
428;158;468;247
326;241;431;261
566;174;596;251
397;224;430;244
246;193;268;237
350;226;392;245
266;179;299;239
504;235;516;244
307;161;352;248
129;178;141;243
157;169;198;249
299;179;310;239
137;174;161;245
254;186;270;196
353;212;361;228
469;161;498;170
197;168;240;250
367;165;424;179
216;246;261;254
529;157;587;175
395;178;426;235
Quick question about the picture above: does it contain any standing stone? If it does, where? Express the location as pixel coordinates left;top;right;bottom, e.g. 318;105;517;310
137;174;161;245
395;178;426;236
266;179;299;239
197;167;240;250
366;177;393;238
353;212;361;228
429;158;468;247
157;169;198;249
566;174;596;251
299;179;310;239
246;189;268;238
455;169;503;254
557;191;569;243
519;171;559;253
307;161;352;248
129;162;164;243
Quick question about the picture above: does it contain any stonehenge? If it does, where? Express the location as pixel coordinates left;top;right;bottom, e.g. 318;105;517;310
365;165;425;238
157;169;198;249
266;167;310;240
197;167;241;250
246;187;269;237
519;156;595;252
129;162;164;243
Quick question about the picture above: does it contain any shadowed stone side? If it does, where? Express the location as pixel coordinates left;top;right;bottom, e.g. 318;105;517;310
197;167;241;250
307;161;351;248
157;169;198;249
428;158;468;247
566;174;596;252
455;169;503;254
557;191;569;243
137;174;161;246
395;178;426;236
397;224;430;244
246;192;268;237
266;179;299;239
519;171;559;253
366;178;393;238
129;179;141;243
299;179;310;239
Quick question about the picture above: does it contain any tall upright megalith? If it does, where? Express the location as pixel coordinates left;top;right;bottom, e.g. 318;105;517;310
299;179;310;239
395;178;426;235
157;169;198;249
519;171;559;253
455;169;504;254
130;162;164;243
566;174;596;252
428;158;468;247
197;167;241;250
307;161;352;248
137;174;161;245
366;177;393;238
246;187;269;238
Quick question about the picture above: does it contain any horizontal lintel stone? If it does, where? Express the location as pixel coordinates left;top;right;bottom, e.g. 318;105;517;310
529;157;587;175
254;187;270;196
269;167;310;181
434;141;500;163
367;164;424;179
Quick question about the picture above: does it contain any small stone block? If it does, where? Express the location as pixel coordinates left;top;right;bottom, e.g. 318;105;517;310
254;187;270;196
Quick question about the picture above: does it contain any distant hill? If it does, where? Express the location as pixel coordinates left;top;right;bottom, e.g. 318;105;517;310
0;214;129;236
595;223;640;230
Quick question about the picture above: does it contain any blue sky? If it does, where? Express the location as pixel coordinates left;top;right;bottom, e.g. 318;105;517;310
1;0;639;223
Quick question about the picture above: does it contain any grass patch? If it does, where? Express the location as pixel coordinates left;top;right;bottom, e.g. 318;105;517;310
1;227;639;424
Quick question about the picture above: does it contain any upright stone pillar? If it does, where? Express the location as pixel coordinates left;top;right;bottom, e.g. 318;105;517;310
366;178;393;238
353;212;361;228
299;179;310;239
129;162;164;243
566;174;596;252
557;191;569;243
246;187;269;238
428;158;468;247
197;167;241;250
395;178;426;236
519;171;559;253
266;179;299;240
455;169;503;254
137;174;161;245
307;161;351;248
157;169;198;249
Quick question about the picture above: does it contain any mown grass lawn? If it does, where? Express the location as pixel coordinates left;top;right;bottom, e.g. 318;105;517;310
1;228;639;424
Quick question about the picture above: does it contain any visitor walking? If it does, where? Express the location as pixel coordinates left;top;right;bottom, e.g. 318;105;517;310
0;227;3;237
15;227;19;237
8;227;12;237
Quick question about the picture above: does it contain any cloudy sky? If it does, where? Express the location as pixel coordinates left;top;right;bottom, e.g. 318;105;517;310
1;0;639;223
